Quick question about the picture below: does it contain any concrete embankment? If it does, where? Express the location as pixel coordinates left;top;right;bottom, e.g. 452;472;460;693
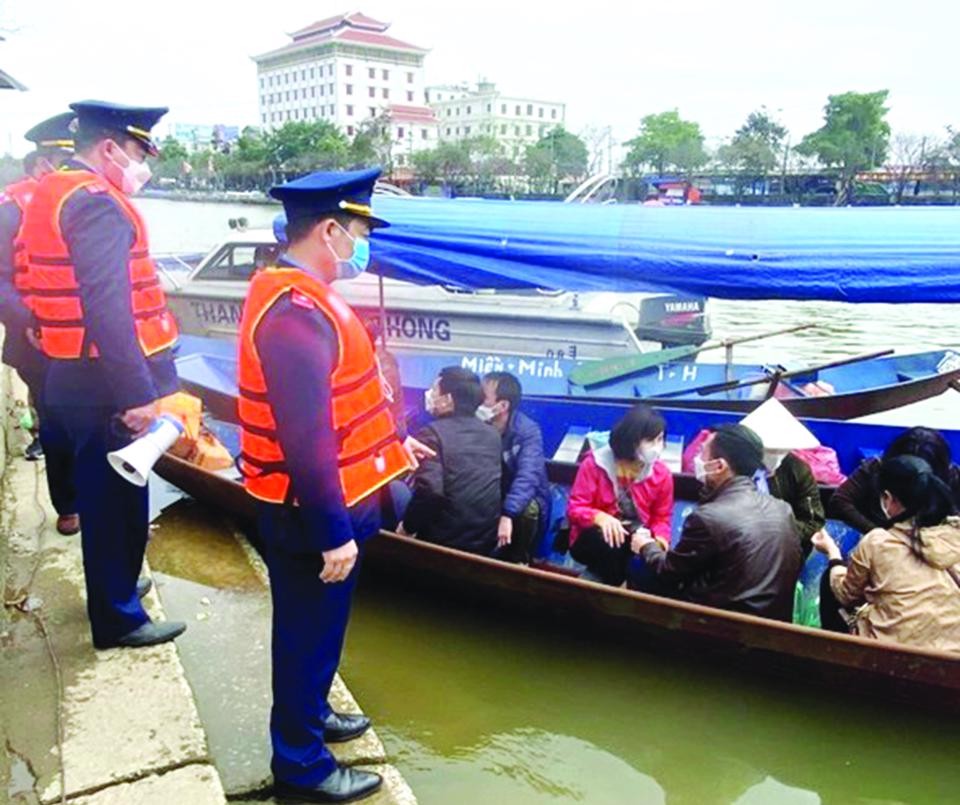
1;364;415;804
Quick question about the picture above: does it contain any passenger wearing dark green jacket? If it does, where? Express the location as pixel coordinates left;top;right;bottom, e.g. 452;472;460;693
767;452;825;556
741;399;825;557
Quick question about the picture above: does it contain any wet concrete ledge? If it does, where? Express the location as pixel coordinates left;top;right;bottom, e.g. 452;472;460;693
1;444;226;803
1;365;415;804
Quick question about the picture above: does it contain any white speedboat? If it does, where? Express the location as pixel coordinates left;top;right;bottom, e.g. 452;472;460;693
160;228;710;361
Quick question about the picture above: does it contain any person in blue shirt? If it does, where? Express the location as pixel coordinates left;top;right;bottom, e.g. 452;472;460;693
240;169;432;803
0;112;78;533
480;372;551;563
22;101;185;649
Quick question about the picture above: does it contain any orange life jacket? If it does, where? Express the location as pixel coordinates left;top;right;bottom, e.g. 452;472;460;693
20;168;178;360
2;176;37;300
237;266;411;508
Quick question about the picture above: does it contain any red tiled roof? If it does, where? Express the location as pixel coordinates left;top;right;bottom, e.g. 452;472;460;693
291;11;389;41
386;104;436;123
256;25;426;61
337;28;426;52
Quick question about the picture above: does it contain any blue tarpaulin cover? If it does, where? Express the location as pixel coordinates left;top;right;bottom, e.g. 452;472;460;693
365;198;960;303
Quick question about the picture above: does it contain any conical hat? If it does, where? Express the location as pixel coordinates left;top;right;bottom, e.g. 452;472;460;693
740;398;820;450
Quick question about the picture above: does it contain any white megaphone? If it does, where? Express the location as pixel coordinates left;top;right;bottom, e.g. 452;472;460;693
108;414;185;487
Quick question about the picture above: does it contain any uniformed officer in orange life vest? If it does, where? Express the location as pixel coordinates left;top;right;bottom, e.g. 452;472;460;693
19;100;186;649
0;112;79;535
237;168;433;803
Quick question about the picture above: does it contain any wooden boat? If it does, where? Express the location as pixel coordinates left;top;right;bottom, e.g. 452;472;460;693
174;332;960;423
155;448;960;712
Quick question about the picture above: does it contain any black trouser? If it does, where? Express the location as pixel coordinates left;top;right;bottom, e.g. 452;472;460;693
48;404;149;645
818;569;852;633
570;525;632;585
18;365;76;516
496;500;541;565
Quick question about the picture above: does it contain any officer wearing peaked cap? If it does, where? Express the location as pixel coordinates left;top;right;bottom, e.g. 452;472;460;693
19;101;186;649
0;112;79;534
236;167;432;803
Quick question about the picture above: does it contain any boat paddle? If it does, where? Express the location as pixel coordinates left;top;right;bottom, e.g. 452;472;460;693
568;323;816;388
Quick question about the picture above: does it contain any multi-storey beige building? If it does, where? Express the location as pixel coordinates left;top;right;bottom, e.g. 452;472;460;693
427;81;566;155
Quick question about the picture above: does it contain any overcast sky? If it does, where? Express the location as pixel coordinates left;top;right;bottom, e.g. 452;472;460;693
1;0;957;158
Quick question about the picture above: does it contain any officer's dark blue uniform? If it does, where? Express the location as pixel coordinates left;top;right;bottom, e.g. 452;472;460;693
29;101;185;649
0;112;78;524
245;169;398;803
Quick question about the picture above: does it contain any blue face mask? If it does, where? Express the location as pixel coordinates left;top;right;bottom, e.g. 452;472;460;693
329;223;371;280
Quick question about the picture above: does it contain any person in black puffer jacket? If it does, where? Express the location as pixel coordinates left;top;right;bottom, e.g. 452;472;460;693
828;427;960;535
400;367;502;556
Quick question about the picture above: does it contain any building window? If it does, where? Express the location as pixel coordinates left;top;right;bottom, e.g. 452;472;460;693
309;68;315;79
446;109;451;117
285;91;290;101
398;127;405;139
465;126;471;135
347;105;354;116
551;109;557;119
260;95;265;106
526;125;532;135
515;126;520;135
455;127;460;135
527;104;533;115
455;107;460;116
382;88;389;99
539;108;544;118
466;106;471;114
328;84;334;95
347;125;355;135
293;89;298;100
407;72;414;83
501;104;506;114
346;64;353;76
382;69;389;80
369;87;375;98
310;87;316;98
501;124;506;134
329;105;334;115
261;113;267;123
370;107;377;117
320;86;325;96
346;84;353;95
422;129;428;139
446;127;451;136
407;91;414;102
515;105;521;115
368;67;375;79
487;104;492;112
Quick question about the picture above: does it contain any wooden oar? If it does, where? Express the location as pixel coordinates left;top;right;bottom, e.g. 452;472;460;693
568;323;816;388
651;348;895;400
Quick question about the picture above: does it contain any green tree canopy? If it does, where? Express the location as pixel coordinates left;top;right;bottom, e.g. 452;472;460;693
524;127;588;194
623;110;707;176
796;90;891;203
717;108;787;175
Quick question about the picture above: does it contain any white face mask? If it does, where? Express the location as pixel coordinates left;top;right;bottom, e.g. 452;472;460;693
104;141;152;195
423;388;436;413
636;441;664;466
763;449;789;474
694;455;722;483
475;404;497;423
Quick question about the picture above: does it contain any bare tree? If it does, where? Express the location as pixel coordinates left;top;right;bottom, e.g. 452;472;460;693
886;133;928;203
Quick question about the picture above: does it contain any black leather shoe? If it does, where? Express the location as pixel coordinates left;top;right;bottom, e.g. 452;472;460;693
24;437;43;461
110;620;186;649
136;577;153;599
274;767;382;803
322;711;371;743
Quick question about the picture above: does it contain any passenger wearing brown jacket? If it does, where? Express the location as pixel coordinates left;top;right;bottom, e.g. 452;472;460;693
814;455;960;653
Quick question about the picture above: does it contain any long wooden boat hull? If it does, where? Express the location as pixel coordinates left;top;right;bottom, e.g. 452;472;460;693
174;334;960;421
155;452;960;712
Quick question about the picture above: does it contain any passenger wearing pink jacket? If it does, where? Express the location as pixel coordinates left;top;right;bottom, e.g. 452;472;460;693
567;405;675;586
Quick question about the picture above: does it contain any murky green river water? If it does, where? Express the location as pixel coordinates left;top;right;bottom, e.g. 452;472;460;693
142;198;960;804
